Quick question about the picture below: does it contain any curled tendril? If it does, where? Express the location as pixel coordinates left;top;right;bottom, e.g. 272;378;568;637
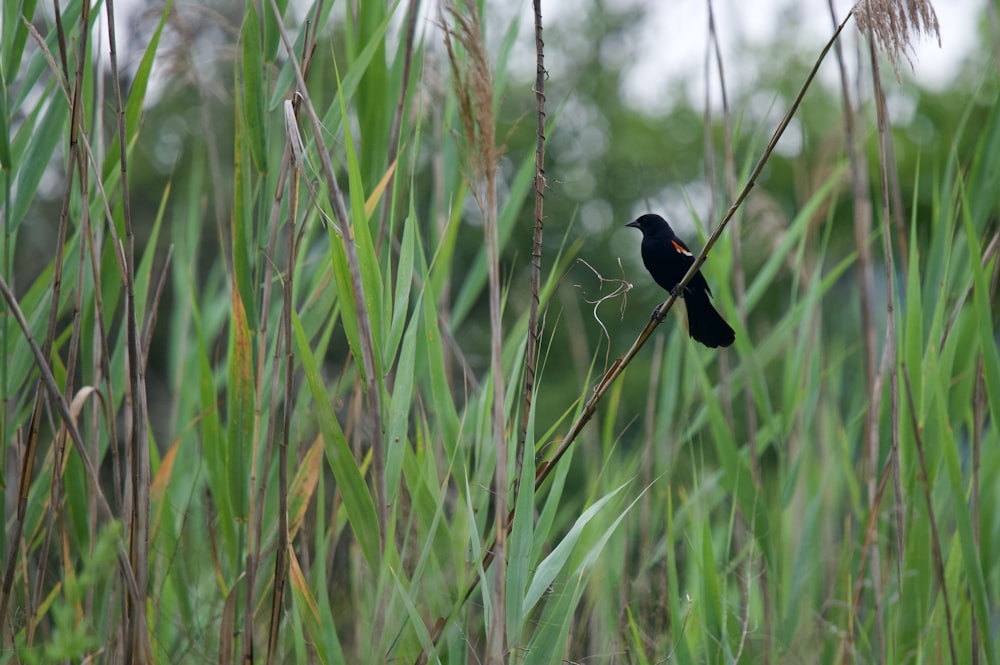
574;258;632;374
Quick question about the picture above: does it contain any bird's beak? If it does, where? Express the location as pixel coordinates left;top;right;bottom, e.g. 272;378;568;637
625;220;640;229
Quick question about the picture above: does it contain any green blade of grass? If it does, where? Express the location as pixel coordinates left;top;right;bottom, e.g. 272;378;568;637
953;205;999;664
289;544;347;665
335;55;385;381
0;71;11;170
240;2;268;173
2;0;39;84
231;84;258;326
262;0;288;62
11;90;66;229
386;302;419;503
384;205;416;361
522;480;629;615
96;0;172;189
505;425;536;648
226;283;254;522
134;182;170;328
292;309;381;571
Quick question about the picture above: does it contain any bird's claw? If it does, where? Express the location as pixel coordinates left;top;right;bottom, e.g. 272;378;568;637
650;304;663;321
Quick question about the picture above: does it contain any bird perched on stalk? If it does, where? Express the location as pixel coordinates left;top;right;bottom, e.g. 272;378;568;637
626;213;735;348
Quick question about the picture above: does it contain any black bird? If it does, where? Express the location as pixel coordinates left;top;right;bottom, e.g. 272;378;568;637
626;213;735;348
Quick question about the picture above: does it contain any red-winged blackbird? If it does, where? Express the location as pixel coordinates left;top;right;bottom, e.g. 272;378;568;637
626;213;735;348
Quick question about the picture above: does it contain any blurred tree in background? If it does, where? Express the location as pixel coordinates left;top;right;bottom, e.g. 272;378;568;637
31;0;990;421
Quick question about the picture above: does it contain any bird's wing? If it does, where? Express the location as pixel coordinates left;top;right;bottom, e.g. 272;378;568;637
670;239;693;257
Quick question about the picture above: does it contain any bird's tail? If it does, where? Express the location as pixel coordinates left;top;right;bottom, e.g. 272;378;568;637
684;289;735;348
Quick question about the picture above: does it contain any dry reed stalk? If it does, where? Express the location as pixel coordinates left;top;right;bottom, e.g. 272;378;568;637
442;2;507;662
827;0;879;577
842;1;939;660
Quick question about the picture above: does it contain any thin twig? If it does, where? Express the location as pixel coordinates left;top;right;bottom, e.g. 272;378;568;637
513;0;547;567
939;231;1000;351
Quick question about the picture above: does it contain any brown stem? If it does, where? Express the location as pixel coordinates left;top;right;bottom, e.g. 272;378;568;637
513;0;547;554
105;0;153;660
828;0;876;653
267;143;299;665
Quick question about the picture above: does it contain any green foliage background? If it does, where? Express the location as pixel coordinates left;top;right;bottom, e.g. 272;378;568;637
0;0;998;663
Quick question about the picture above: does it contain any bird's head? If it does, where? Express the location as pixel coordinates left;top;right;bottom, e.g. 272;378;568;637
626;213;672;235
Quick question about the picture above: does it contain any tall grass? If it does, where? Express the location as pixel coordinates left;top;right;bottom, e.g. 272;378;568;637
0;1;997;664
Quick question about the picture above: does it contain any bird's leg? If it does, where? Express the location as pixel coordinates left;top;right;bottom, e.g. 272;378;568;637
652;286;685;321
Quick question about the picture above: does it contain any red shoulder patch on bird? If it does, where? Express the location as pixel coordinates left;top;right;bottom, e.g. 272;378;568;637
671;240;693;256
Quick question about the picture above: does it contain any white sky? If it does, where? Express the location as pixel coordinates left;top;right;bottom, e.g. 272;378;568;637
508;0;987;239
619;0;981;109
81;0;984;107
523;0;985;113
